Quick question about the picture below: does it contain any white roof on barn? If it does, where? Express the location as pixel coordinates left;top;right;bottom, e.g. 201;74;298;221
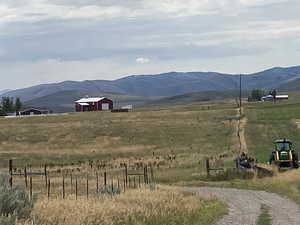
78;103;89;106
75;97;105;103
276;95;289;98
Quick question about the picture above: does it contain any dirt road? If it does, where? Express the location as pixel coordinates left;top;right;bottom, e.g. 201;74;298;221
185;187;300;225
238;117;248;153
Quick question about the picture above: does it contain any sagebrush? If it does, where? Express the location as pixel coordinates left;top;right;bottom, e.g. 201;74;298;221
0;173;33;225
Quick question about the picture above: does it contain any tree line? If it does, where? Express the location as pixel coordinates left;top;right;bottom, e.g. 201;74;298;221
0;97;22;116
248;89;277;102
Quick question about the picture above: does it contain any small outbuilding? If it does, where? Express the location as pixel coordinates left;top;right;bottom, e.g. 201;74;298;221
261;95;289;102
19;108;51;116
275;95;289;100
75;97;113;112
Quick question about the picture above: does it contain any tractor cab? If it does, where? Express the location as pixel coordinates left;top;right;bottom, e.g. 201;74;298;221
275;139;292;152
270;139;299;169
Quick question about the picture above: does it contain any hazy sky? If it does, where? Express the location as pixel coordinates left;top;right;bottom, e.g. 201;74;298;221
1;0;300;90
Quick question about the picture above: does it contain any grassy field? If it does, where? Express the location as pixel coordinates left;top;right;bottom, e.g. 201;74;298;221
1;100;236;225
0;101;239;182
2;93;300;224
16;188;226;225
178;93;300;205
245;101;300;162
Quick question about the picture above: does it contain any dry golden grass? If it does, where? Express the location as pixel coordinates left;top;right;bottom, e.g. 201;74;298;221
0;102;239;185
17;188;225;225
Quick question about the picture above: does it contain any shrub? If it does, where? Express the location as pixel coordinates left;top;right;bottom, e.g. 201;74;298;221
97;185;121;195
0;173;33;225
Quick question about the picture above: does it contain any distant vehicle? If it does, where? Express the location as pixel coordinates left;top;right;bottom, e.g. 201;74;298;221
235;152;253;169
269;139;299;169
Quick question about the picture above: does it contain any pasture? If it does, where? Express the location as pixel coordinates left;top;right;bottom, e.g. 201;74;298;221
0;101;239;184
245;100;300;162
2;95;300;224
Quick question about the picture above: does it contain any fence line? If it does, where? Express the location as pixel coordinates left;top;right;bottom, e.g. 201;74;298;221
7;159;155;201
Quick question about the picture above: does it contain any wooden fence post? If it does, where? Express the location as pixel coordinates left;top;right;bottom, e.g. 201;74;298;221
47;179;51;200
86;175;89;199
62;175;65;199
123;179;126;192
75;178;78;200
125;164;128;187
24;166;28;188
9;176;13;188
44;164;47;189
9;159;13;175
138;175;141;188
96;172;99;193
128;177;131;188
29;177;33;200
143;167;146;184
70;172;73;193
150;165;154;184
146;166;149;184
104;172;107;187
144;166;149;184
206;158;210;178
9;159;13;188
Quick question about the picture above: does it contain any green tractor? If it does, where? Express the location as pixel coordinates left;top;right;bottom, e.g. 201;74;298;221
269;139;299;169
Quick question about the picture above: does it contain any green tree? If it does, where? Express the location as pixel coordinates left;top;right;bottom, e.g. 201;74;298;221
15;97;22;113
1;97;14;113
250;89;265;101
0;105;5;116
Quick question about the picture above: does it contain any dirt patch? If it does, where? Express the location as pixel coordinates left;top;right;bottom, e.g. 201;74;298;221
186;187;300;225
239;117;248;153
293;119;300;129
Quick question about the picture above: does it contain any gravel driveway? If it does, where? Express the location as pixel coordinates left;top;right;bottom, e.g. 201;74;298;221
185;187;300;225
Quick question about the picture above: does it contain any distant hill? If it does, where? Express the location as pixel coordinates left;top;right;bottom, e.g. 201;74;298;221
24;89;252;112
24;90;161;112
3;65;300;103
147;90;249;106
0;89;11;95
277;77;300;91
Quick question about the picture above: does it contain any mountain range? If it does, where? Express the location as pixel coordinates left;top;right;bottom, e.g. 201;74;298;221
0;89;11;95
1;65;300;112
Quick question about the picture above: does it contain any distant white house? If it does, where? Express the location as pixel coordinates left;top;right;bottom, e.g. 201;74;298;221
261;95;289;101
121;105;133;110
275;95;289;100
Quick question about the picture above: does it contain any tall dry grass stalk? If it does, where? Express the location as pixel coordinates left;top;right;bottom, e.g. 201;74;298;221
17;188;218;225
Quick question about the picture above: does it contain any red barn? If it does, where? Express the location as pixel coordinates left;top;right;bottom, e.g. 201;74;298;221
75;97;113;112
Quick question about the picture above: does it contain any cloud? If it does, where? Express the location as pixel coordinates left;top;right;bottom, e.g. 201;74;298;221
136;57;150;64
0;0;297;24
1;0;300;90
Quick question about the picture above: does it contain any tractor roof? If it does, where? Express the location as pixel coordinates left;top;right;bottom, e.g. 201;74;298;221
274;139;292;144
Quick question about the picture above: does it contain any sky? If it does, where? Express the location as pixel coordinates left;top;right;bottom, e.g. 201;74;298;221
1;0;300;90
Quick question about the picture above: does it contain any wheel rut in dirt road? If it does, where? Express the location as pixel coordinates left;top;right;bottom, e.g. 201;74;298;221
238;116;248;154
185;187;300;225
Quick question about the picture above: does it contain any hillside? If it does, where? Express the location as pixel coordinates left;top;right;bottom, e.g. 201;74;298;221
3;65;300;102
277;77;300;91
24;88;252;112
148;90;250;106
24;90;161;112
0;89;11;95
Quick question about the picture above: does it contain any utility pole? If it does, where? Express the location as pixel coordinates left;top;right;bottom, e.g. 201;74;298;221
239;74;242;115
